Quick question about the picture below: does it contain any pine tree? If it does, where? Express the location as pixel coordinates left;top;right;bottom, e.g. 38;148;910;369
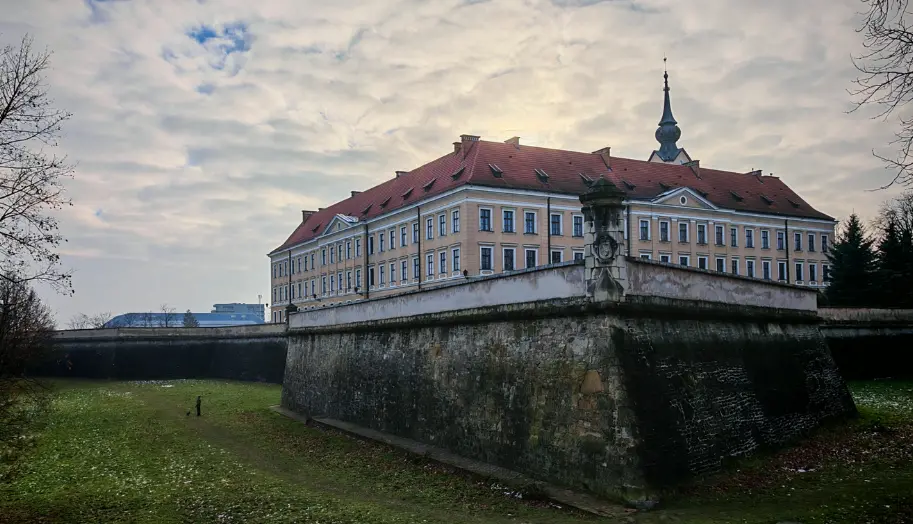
876;220;914;307
182;310;199;328
825;214;877;306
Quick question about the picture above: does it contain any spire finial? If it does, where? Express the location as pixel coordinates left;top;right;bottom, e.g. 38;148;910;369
654;59;682;162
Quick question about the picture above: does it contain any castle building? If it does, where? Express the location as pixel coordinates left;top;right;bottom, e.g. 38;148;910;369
267;72;836;323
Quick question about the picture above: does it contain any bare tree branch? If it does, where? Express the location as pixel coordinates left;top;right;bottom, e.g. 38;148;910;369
0;34;74;294
848;0;913;188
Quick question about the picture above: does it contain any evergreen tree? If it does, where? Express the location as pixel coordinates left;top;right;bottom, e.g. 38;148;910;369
182;310;199;328
876;220;914;307
825;213;877;306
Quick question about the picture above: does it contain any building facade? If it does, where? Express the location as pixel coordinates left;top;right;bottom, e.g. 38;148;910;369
105;303;265;328
268;73;836;323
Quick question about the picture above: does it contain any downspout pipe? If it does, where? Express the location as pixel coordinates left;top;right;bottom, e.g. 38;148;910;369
784;219;790;283
363;223;369;299
546;197;552;260
417;206;422;290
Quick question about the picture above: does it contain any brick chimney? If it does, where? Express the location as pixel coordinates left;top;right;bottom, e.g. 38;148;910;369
453;142;462;154
684;159;701;179
301;209;316;223
459;134;480;158
592;147;612;169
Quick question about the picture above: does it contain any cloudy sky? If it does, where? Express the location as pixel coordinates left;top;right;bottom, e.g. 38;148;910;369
1;0;908;325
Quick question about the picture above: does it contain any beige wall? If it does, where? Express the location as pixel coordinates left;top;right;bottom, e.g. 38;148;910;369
269;185;835;322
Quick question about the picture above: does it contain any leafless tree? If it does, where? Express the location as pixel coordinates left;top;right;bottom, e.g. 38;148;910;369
65;311;112;330
158;304;176;327
874;189;913;237
1;34;74;292
0;274;54;480
141;311;155;327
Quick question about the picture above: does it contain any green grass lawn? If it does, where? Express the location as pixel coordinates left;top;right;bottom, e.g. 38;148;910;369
0;379;910;524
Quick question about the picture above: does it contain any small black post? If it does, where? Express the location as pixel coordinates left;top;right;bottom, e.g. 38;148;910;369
196;395;201;417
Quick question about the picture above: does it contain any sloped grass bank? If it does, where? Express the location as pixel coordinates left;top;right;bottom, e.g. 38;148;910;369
0;379;909;523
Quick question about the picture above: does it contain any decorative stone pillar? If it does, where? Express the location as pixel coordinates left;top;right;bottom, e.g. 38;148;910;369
580;176;627;302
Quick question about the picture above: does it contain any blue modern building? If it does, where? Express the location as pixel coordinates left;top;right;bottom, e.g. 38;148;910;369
104;303;265;328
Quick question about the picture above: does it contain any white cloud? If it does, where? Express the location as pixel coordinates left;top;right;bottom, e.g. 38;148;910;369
0;0;907;323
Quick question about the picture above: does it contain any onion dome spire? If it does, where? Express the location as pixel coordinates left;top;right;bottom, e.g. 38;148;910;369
655;57;682;162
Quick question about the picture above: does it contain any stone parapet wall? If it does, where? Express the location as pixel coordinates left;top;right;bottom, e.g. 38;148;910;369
626;257;818;312
289;262;585;330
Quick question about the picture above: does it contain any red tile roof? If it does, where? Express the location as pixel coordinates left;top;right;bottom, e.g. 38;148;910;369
270;139;833;255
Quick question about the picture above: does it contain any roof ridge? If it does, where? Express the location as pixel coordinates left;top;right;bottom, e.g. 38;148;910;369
464;139;485;184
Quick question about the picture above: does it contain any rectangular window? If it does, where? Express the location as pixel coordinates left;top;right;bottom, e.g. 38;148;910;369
337;272;343;292
272;265;277;279
439;214;447;236
426;218;433;239
400;226;407;247
550;213;562;235
821;234;828;253
329;248;335;264
551;250;563;264
355;239;361;257
310;253;315;269
345;242;351;260
746;260;756;278
297;282;302;298
338;244;343;261
367;268;374;287
378;233;385;252
679;255;689;266
401;260;407;282
452;248;461;272
794;232;802;251
778;261;787;281
697;224;707;245
379;266;385;286
452;210;460;233
322;276;328;294
640;220;650;240
389;263;396;284
698;256;708;270
412;222;419;243
573;251;584;262
640;253;651;260
321;248;327;265
573;215;584;237
273;288;277;302
762;261;771;280
503;248;515;271
808;233;815;252
716;257;725;272
525;249;537;269
660;221;670;242
311;280;315;296
761;230;770;249
346;271;352;291
330;275;336;292
413;257;419;279
355;269;361;289
777;230;785;250
795;262;804;281
731;258;739;275
367;237;374;255
745;228;755;248
479;209;492;231
715;225;724;246
480;247;493;271
809;263;817;283
439;252;446;274
660;254;671;263
389;230;396;250
823;264;831;282
524;212;536;234
679;222;688;243
503;210;515;233
297;258;301;273
730;227;738;247
426;254;434;277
